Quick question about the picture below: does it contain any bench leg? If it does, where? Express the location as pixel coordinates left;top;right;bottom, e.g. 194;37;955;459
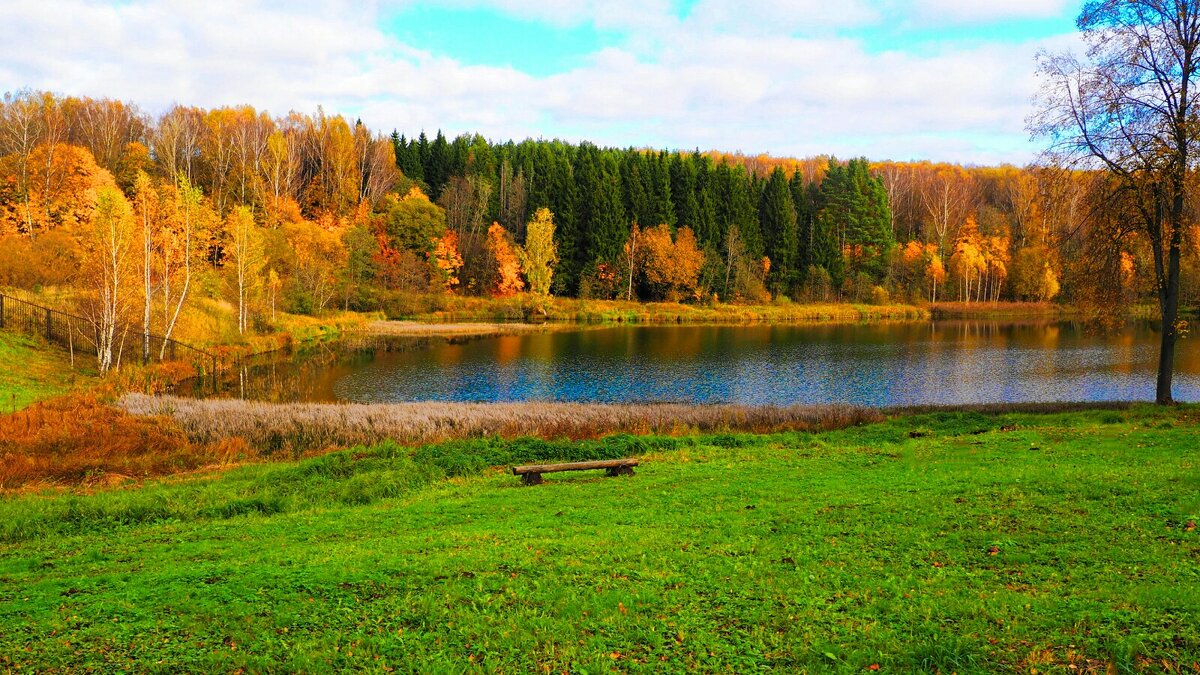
522;472;543;486
606;466;635;478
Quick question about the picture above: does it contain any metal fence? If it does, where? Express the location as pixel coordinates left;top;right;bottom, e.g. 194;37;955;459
0;292;219;390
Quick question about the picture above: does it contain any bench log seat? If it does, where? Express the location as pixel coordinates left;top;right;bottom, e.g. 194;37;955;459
511;459;638;486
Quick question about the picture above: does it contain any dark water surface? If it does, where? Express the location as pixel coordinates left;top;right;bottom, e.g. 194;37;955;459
215;321;1200;406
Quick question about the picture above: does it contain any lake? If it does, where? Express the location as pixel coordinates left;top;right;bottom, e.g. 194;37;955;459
210;320;1200;406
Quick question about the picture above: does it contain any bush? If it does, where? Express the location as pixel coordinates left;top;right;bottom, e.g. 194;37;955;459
870;285;890;305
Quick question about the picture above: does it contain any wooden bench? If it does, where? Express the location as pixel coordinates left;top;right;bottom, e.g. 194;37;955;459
511;459;638;486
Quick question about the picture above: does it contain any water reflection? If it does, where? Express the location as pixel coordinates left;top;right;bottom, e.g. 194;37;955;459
195;321;1198;406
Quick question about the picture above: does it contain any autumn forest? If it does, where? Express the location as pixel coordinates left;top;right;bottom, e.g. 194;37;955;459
1;90;1196;370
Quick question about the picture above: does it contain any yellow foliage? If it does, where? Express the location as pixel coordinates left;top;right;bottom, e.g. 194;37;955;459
520;208;557;296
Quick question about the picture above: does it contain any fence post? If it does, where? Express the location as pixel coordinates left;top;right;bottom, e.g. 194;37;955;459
45;308;52;341
0;294;5;329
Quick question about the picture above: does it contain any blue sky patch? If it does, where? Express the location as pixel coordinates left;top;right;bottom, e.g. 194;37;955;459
383;5;625;76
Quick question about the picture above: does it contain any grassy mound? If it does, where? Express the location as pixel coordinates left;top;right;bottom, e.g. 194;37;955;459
0;332;91;413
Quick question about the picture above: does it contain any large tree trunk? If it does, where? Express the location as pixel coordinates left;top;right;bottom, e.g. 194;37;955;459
1156;300;1178;405
1156;218;1184;405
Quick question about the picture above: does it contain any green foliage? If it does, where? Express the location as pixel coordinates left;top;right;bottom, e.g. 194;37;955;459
382;191;446;253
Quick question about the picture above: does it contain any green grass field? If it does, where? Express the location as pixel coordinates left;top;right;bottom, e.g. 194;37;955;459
2;407;1198;672
0;331;89;412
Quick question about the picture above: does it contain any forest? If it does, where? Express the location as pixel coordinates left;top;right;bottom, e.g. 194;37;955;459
2;90;1196;368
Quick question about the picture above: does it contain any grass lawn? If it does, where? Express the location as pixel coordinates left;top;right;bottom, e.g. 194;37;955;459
1;407;1198;672
0;331;90;412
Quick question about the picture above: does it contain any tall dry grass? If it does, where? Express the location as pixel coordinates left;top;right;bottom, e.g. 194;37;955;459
120;394;883;457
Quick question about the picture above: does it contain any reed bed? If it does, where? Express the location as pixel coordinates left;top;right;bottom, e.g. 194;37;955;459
120;393;883;457
360;320;559;338
382;291;928;325
929;301;1067;319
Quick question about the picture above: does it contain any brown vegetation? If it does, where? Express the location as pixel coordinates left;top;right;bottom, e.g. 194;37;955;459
120;394;883;457
0;395;232;489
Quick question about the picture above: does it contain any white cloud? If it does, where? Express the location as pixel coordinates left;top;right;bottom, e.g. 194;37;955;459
909;0;1074;24
0;0;1077;163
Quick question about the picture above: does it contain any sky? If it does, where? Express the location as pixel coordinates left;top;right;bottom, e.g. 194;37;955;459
0;0;1084;165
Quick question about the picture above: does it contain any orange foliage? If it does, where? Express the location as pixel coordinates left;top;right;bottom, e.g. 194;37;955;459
429;230;464;291
640;224;706;300
900;240;945;302
0;395;221;489
0;230;81;287
486;222;524;297
0;143;115;236
1120;251;1137;288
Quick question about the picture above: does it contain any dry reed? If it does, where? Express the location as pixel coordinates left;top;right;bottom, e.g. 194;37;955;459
362;320;557;338
120;394;884;456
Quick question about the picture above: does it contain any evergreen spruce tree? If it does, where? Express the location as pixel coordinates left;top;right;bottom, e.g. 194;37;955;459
621;152;652;228
845;158;894;279
759;167;800;295
408;134;428;182
789;170;812;273
416;131;431;180
426;130;451;200
736;167;764;258
589;154;629;266
670;154;700;231
649;151;675;227
692;151;719;247
814;159;850;287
